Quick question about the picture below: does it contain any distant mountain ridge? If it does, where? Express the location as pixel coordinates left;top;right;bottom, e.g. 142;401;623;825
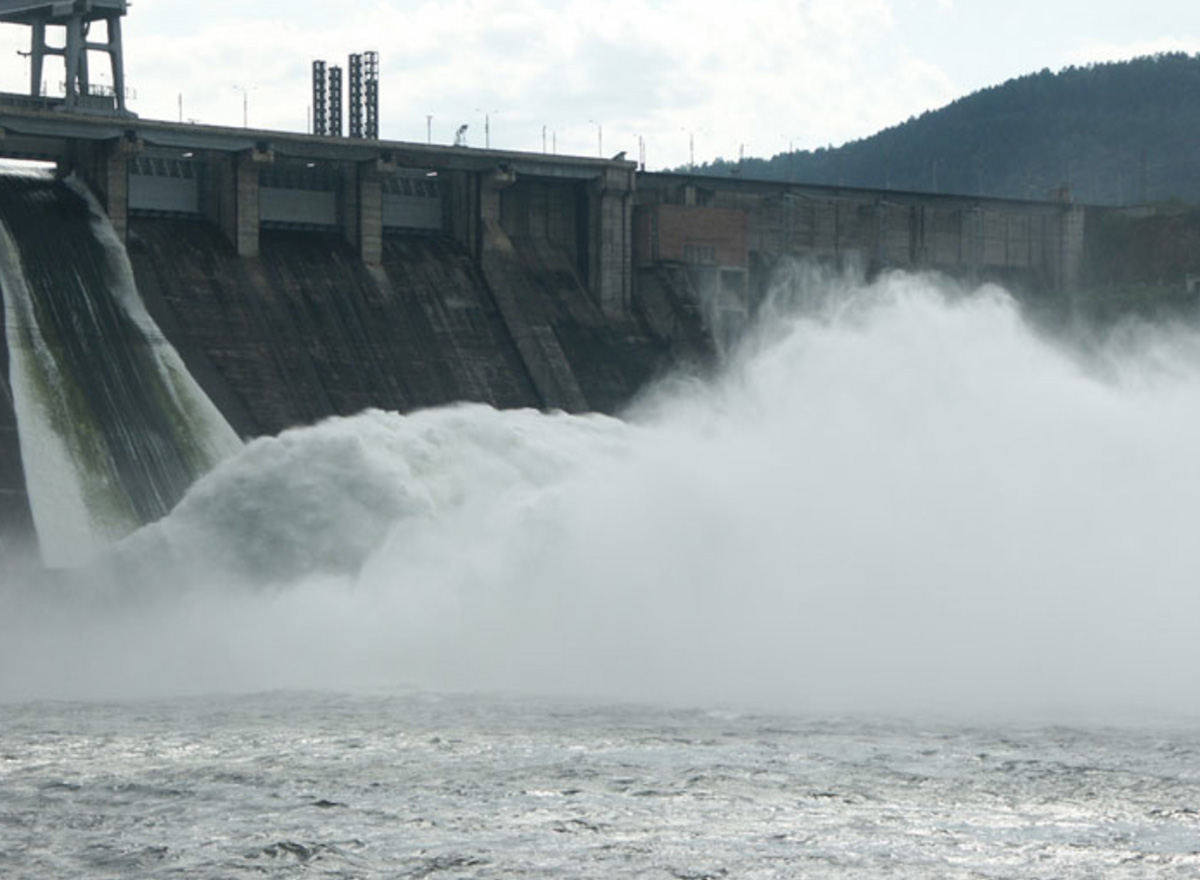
690;53;1200;206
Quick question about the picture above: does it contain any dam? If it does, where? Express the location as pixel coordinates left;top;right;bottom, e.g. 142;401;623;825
0;2;1090;563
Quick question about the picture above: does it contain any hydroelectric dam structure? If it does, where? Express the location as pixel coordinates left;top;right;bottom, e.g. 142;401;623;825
0;0;1089;563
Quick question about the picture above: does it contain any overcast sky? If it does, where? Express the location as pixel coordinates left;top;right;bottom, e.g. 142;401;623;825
0;1;1197;169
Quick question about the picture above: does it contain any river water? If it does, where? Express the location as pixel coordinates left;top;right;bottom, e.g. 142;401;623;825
3;691;1199;879
4;265;1200;876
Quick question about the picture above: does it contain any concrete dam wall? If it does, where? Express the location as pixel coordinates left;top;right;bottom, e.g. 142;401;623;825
130;221;538;437
0;108;1091;563
128;219;684;437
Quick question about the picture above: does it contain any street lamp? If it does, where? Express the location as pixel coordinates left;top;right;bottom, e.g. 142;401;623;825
475;108;498;148
588;119;602;157
781;135;802;182
681;127;705;171
232;84;255;128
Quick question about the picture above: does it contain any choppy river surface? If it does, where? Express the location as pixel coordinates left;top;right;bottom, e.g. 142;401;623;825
2;691;1199;879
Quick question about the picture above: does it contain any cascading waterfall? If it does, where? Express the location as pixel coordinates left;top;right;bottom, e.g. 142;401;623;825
0;167;241;566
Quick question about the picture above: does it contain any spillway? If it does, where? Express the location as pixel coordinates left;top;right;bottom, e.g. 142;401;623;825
0;169;240;566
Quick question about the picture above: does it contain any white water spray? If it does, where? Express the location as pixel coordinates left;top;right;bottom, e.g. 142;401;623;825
4;264;1200;717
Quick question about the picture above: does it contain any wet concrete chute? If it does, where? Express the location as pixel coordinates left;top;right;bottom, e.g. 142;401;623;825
0;168;241;566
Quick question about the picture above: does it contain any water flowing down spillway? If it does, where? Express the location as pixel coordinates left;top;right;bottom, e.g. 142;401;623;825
0;169;241;566
4;263;1200;718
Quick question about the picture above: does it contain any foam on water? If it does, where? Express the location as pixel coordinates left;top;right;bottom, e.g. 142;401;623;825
4;264;1200;716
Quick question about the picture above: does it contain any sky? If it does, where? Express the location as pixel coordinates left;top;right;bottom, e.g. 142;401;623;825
0;1;1196;170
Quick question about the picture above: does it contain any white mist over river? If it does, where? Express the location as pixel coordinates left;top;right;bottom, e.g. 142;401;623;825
4;264;1199;717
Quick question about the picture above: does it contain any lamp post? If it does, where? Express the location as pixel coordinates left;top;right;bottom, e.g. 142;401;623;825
475;108;498;148
232;84;254;128
682;127;707;171
781;135;802;182
588;119;602;157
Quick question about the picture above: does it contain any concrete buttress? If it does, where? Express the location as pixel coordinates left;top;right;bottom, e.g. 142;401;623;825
589;166;634;319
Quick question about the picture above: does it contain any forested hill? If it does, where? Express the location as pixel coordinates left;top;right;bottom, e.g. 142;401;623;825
691;53;1200;206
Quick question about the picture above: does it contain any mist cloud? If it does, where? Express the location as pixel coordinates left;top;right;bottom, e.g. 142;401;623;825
4;267;1199;720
